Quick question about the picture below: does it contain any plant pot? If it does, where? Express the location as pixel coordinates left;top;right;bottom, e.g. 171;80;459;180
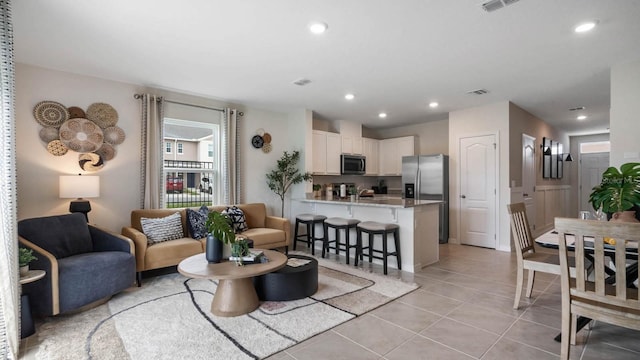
19;265;29;276
205;234;223;263
610;211;640;223
350;195;356;202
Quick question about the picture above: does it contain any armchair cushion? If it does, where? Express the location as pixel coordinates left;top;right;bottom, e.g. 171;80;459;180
140;212;184;244
18;213;92;259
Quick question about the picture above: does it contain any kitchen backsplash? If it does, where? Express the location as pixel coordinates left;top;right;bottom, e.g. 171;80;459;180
312;175;402;195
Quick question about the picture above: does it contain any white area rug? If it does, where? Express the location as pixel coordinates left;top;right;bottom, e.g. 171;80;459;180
35;255;418;359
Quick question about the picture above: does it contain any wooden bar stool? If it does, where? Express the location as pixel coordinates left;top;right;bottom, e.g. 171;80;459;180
293;214;326;256
356;221;401;275
322;217;360;264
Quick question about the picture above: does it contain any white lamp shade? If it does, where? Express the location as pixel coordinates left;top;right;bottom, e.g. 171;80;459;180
59;175;100;199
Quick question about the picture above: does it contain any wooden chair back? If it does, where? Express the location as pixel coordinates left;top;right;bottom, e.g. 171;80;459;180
555;218;639;323
507;203;535;256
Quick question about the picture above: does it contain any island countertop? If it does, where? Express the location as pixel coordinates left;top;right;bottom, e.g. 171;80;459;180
298;196;442;209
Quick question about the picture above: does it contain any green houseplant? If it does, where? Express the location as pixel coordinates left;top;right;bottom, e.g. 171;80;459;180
589;162;640;221
266;150;312;217
19;248;37;275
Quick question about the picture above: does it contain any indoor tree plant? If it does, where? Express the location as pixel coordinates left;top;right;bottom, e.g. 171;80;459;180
19;248;37;275
266;150;312;217
589;162;640;222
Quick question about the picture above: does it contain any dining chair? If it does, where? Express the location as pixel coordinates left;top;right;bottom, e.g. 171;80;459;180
507;203;575;309
555;218;640;360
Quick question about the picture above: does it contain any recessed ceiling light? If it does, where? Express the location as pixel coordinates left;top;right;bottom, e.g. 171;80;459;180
378;113;387;119
577;115;587;120
574;20;598;33
309;22;328;34
429;102;439;108
344;93;355;100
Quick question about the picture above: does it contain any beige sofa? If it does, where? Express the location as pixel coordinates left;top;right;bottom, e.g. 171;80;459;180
121;203;290;285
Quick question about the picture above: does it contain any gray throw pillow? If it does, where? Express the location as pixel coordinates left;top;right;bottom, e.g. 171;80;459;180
222;206;248;234
140;212;184;244
186;205;209;239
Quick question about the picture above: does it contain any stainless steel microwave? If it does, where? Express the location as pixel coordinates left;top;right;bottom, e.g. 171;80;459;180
341;154;366;175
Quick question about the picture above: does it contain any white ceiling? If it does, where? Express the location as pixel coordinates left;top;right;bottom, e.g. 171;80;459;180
12;0;640;133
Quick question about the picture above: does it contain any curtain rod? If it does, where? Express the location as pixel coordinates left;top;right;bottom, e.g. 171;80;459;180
133;93;225;113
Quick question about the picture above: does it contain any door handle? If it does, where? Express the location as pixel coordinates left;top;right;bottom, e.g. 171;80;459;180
461;195;466;199
523;193;529;197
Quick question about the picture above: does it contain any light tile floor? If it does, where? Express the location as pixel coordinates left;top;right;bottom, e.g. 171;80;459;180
19;243;640;359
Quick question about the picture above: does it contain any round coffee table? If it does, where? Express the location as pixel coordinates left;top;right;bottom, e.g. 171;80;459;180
254;254;318;301
178;250;287;317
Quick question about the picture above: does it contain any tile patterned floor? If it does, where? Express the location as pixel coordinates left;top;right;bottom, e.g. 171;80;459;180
19;243;640;359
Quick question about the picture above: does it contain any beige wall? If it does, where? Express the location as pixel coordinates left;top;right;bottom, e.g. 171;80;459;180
448;101;511;251
610;59;640;167
16;63;299;231
367;118;449;155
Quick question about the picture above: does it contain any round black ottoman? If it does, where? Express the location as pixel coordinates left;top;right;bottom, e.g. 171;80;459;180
253;254;318;301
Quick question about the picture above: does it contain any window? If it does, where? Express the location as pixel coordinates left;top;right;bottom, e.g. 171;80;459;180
165;142;172;154
163;106;222;208
580;141;610;154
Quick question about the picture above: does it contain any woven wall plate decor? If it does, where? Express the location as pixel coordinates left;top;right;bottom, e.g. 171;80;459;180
39;126;60;143
262;132;272;144
103;126;126;145
86;102;118;128
46;140;68;156
33;101;69;127
59;118;104;153
78;152;104;172
95;143;116;161
262;143;272;153
67;106;86;119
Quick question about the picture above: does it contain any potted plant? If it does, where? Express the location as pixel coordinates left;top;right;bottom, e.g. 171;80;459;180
312;184;322;198
19;248;37;276
589;162;640;222
266;150;312;217
348;185;357;202
205;211;236;264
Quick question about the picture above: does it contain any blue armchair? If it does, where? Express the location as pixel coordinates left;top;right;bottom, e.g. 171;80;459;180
18;213;135;316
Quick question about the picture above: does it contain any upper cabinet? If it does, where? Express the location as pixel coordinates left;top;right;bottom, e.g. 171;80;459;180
378;136;416;175
362;138;379;175
341;135;363;155
312;130;341;175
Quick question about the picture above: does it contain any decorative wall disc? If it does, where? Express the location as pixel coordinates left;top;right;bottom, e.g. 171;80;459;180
78;152;104;172
67;106;86;119
103;126;126;145
39;126;60;143
262;143;272;153
46;140;68;156
95;143;116;161
86;102;118;128
256;128;265;136
59;118;104;153
33;101;69;127
251;135;264;148
262;132;272;144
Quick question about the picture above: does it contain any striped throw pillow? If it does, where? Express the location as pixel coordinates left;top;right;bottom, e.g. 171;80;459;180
140;212;184;245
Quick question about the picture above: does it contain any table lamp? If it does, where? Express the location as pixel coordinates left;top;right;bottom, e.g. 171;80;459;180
59;174;100;221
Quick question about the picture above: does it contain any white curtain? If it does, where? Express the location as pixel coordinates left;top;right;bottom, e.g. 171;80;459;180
139;94;164;209
0;0;19;358
221;109;241;204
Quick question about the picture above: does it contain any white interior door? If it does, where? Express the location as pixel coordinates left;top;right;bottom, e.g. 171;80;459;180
522;134;536;230
579;152;609;213
459;134;496;249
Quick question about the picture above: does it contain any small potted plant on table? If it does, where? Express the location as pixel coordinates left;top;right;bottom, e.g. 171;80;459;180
19;248;37;276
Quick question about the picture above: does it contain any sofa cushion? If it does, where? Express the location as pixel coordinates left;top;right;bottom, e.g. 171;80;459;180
237;203;266;228
18;213;92;259
140;212;184;244
186;205;209;240
241;228;286;247
144;238;203;270
223;206;249;233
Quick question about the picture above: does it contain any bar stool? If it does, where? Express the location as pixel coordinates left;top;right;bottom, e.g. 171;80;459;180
356;221;401;275
323;217;360;264
293;214;327;256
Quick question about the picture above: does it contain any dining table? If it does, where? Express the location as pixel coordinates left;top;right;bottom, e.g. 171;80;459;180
535;228;639;342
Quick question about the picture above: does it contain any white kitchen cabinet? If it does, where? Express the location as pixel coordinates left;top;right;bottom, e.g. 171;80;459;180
313;130;342;175
362;138;379;175
378;136;416;175
341;135;363;155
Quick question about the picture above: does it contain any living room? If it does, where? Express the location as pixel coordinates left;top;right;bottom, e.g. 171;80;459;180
2;1;640;359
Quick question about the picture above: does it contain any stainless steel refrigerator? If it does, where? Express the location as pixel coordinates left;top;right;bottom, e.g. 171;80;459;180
402;154;449;243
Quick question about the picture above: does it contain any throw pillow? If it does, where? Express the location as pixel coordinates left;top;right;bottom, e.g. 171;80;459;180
222;206;249;234
186;205;209;239
140;212;184;245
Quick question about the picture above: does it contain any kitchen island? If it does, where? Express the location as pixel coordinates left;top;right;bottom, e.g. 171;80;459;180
295;197;442;273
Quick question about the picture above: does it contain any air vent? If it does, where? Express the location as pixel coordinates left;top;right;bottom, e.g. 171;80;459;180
481;0;520;12
466;88;489;95
569;106;585;111
292;78;311;86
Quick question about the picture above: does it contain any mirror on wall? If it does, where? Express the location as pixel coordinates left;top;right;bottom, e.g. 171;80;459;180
542;136;564;179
